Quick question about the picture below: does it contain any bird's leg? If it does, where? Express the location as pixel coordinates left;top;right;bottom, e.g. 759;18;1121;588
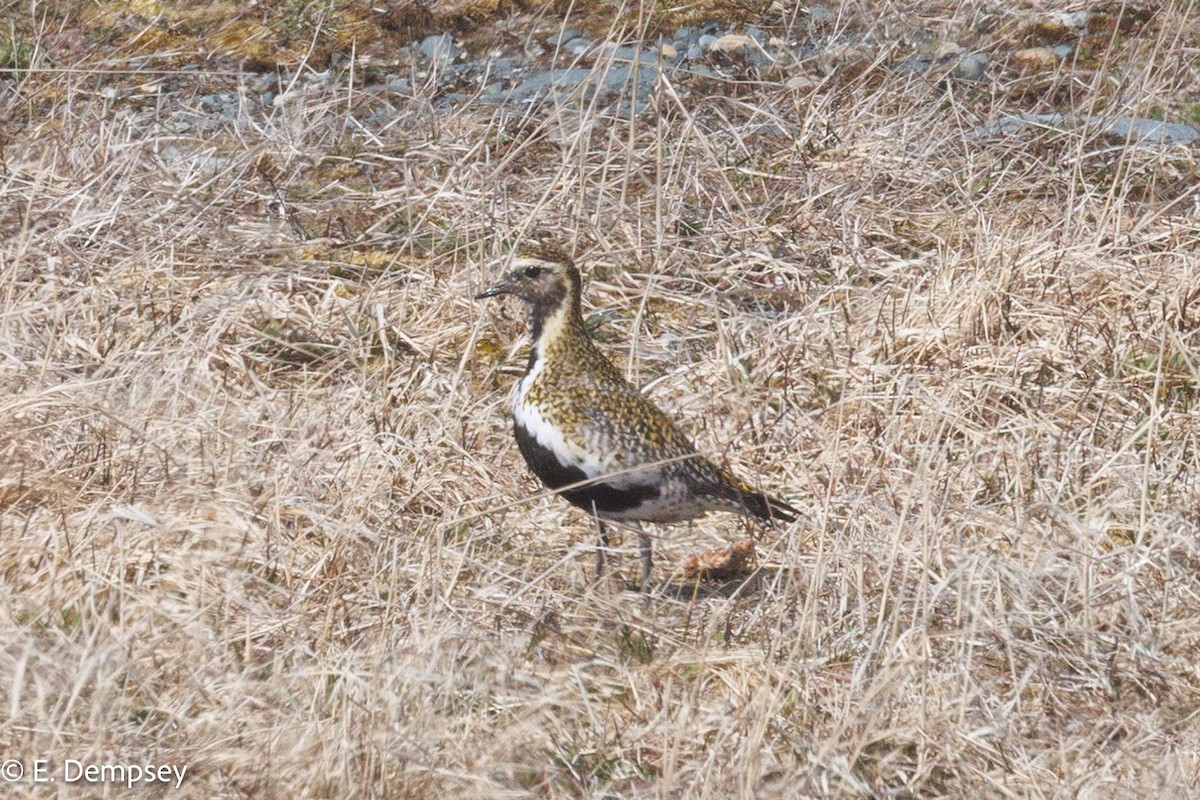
637;526;653;592
594;519;609;579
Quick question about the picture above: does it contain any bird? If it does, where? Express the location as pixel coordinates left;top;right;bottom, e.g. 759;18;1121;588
476;239;798;591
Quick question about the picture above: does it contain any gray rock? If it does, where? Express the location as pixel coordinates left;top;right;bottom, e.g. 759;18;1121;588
953;52;989;80
387;77;411;93
598;64;655;94
784;74;816;91
599;43;640;61
305;70;331;87
567;38;592;56
506;67;594;101
697;34;718;52
753;123;788;137
260;91;276;106
809;6;835;26
747;46;775;68
200;93;234;111
614;98;651;119
419;33;461;65
658;332;684;355
968;113;1200;146
485;59;518;81
438;92;469;105
1052;43;1074;59
795;43;820;60
505;64;658;104
551;28;583;47
898;54;932;76
686;44;705;60
673;26;701;47
1058;10;1092;29
595;43;663;64
1104;117;1199;145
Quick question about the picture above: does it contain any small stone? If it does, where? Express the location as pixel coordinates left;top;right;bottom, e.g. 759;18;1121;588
420;33;460;65
506;67;594;102
1013;46;1057;69
615;97;651;119
567;38;592;56
820;44;873;74
898;54;933;75
551;28;582;47
785;74;816;91
709;33;756;53
1104;117;1200;146
953;52;989;80
1052;43;1074;59
659;43;678;60
795;43;820;60
485;59;518;80
697;34;717;51
387;76;411;93
1058;10;1092;30
934;41;962;59
673;26;700;47
1034;20;1072;39
599;42;640;61
200;93;231;110
658;332;684;355
686;44;705;60
808;6;835;26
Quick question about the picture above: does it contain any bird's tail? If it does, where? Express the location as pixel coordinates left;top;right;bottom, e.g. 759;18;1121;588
725;477;799;524
739;488;799;524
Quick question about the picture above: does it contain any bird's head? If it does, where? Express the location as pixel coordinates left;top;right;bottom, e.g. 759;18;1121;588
476;239;582;316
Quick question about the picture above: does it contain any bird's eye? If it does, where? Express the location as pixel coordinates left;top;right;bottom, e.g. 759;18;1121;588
523;265;543;278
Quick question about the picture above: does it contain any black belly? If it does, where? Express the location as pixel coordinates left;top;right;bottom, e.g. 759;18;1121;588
514;421;659;516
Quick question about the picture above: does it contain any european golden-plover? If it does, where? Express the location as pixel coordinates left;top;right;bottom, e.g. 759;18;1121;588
477;240;797;590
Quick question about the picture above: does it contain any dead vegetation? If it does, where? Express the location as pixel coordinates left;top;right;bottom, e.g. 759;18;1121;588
1;1;1198;798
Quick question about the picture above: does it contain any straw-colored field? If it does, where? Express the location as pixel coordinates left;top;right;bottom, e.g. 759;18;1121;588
2;2;1198;797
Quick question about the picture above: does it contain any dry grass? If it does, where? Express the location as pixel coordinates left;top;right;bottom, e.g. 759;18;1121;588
2;1;1199;797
